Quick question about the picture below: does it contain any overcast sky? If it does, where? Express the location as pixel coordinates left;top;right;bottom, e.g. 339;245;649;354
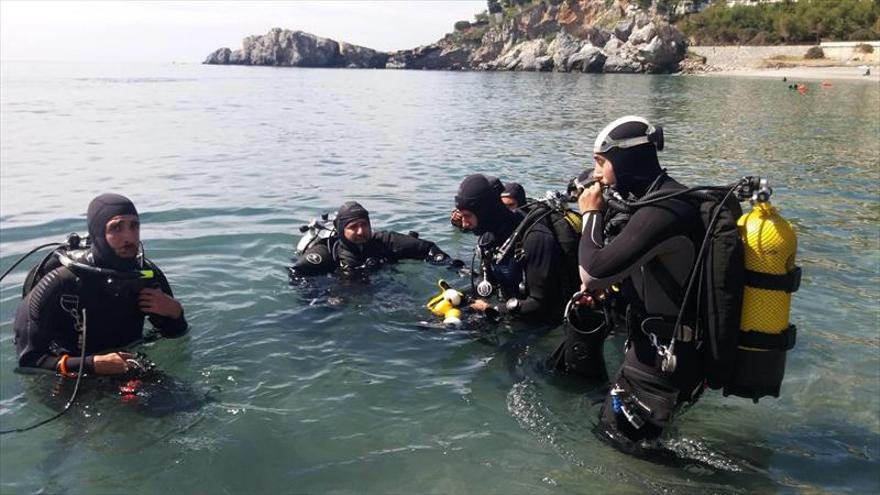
0;1;487;62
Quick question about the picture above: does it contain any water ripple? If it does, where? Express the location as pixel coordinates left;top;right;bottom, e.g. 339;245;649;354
0;62;878;494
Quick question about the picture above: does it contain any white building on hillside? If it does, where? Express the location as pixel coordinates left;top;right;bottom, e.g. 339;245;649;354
726;0;790;5
676;0;795;16
675;1;708;15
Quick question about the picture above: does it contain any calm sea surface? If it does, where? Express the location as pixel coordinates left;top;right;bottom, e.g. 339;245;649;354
1;61;878;494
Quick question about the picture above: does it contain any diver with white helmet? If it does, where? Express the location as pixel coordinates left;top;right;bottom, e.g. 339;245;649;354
574;116;708;447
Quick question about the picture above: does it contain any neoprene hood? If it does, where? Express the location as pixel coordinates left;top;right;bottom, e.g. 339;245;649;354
87;193;139;270
335;201;370;233
455;174;517;236
594;116;663;196
501;182;527;208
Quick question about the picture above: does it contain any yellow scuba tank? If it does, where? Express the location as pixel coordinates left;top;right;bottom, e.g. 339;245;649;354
426;280;465;326
564;209;582;233
725;198;801;402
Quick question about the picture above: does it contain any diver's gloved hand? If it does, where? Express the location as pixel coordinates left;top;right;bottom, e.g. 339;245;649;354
426;246;465;271
426;246;451;265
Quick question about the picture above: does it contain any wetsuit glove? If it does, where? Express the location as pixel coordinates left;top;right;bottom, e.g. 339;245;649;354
426;245;451;265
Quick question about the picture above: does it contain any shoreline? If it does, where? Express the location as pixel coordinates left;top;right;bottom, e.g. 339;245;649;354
700;65;879;83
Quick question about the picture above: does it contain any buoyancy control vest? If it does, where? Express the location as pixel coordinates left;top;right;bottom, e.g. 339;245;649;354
607;176;800;402
295;213;337;256
22;234;157;299
490;191;582;298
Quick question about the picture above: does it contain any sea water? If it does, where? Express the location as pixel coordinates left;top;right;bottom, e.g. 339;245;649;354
1;61;878;493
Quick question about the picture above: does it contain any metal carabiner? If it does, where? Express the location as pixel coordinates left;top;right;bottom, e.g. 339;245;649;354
661;345;678;373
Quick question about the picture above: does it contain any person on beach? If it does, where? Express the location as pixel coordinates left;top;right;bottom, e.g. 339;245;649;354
573;116;707;447
455;174;578;323
290;201;456;277
13;193;188;376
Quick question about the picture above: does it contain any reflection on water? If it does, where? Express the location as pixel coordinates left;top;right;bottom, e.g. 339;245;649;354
1;62;878;493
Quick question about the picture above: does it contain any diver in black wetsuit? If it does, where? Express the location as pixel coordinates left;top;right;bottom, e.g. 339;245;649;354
13;194;188;377
500;182;527;211
456;174;577;324
290;201;454;277
575;116;706;447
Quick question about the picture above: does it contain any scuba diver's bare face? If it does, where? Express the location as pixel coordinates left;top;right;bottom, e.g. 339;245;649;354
343;218;372;245
593;154;617;186
104;214;140;259
458;209;479;232
500;197;519;210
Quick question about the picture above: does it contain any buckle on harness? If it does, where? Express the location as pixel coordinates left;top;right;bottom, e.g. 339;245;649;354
641;317;695;343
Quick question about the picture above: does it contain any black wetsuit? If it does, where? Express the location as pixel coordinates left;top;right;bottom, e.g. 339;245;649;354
290;231;449;277
579;175;705;443
13;262;188;374
484;215;576;323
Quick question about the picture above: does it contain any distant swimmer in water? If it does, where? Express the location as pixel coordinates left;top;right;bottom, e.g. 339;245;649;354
290;201;460;278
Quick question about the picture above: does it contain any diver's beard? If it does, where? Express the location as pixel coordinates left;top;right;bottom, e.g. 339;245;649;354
114;244;139;258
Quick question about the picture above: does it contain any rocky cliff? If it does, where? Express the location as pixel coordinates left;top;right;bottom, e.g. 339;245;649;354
205;1;687;73
204;28;387;68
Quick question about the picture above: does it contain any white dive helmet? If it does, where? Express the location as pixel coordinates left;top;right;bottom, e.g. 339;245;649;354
593;115;664;154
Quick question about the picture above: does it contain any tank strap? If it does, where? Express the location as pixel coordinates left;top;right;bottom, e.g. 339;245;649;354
744;267;801;293
739;324;797;351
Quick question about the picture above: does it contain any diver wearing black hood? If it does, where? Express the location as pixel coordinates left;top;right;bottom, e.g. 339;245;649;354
456;174;574;322
13;193;188;376
501;182;527;211
574;117;706;447
290;201;453;277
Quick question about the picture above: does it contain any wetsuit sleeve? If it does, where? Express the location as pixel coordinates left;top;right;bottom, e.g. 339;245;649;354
289;242;336;276
13;267;95;374
147;265;189;338
375;231;450;263
579;200;696;290
504;229;559;317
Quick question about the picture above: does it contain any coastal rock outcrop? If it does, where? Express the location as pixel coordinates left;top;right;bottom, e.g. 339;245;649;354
205;1;687;74
386;1;686;73
204;28;387;68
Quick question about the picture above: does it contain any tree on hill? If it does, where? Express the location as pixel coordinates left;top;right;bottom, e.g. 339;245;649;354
678;0;880;45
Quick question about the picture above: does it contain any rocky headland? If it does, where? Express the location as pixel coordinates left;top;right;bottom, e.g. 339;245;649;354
204;0;687;74
204;29;388;68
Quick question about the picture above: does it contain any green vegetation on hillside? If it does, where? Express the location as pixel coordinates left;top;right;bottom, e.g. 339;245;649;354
678;0;880;45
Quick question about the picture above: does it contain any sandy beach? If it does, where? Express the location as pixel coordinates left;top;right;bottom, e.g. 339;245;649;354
687;45;880;83
704;65;880;83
